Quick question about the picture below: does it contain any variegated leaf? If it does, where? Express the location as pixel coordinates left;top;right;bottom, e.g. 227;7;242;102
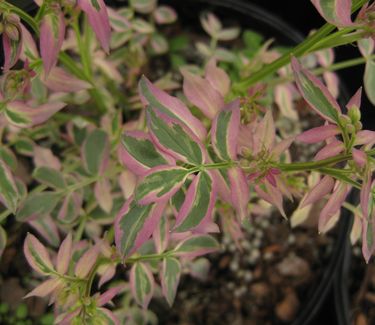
211;101;240;161
174;234;219;258
115;197;167;258
161;257;181;307
120;131;170;176
130;262;154;309
139;76;206;141
291;57;341;124
135;166;189;205
174;172;216;232
147;107;205;165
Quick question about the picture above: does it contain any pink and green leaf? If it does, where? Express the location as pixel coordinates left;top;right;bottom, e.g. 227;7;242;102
5;101;65;128
78;0;111;53
135;165;189;205
174;171;216;232
3;31;22;72
23;233;55;275
0;159;20;213
161;257;181;307
291;57;341;124
28;215;60;248
211;100;240;161
153;6;177;24
130;262;154;309
311;0;352;27
40;7;65;75
120;131;170;176
147;108;205;165
94;179;113;213
115;197;167;258
174;234;219;258
139;76;206;141
153;215;169;254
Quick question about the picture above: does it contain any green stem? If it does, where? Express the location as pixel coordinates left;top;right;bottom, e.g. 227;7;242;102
233;0;368;92
269;55;375;87
125;251;173;264
276;153;352;172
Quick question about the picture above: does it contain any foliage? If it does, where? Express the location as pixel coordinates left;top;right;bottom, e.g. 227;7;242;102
0;0;374;323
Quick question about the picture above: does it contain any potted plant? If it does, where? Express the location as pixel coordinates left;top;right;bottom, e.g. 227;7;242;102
0;0;374;324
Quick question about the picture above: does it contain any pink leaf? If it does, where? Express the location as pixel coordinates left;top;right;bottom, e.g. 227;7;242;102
97;286;122;306
139;76;206;141
300;175;335;208
205;58;230;97
319;182;349;233
314;140;345;160
353;148;367;169
94;179;113;213
253;110;275;154
40;7;65;75
297;124;340;143
42;67;92;92
24;278;61;299
74;245;99;278
181;68;224;119
228;167;249;221
153;216;169;254
56;233;73;275
346;87;362;111
78;0;111;53
33;146;61;170
360;173;372;220
355;130;375;146
98;264;116;288
2;29;22;72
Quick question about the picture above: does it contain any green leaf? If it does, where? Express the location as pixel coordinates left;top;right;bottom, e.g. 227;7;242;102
33;167;66;189
161;257;181;307
0;159;20;213
16;192;61;222
82;129;109;175
243;29;263;52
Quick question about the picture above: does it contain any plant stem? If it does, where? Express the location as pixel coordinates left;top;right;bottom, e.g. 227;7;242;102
276;154;352;171
233;0;368;92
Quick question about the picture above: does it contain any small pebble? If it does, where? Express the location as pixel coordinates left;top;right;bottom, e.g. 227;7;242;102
244;272;253;282
230;261;239;272
287;234;296;245
264;251;273;261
